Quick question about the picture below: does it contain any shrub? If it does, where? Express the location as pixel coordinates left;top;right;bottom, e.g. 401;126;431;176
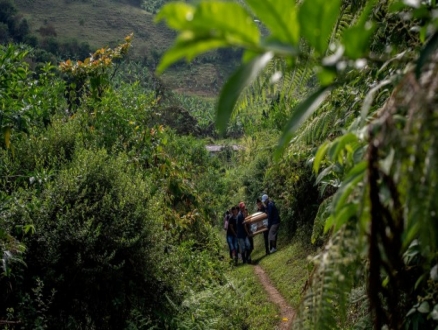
0;22;9;43
4;148;167;329
37;24;57;37
0;0;17;24
40;37;59;54
0;44;65;150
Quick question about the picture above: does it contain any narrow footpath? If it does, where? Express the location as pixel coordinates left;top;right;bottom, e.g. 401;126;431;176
253;265;295;330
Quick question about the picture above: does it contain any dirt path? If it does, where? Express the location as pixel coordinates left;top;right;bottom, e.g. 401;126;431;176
253;265;295;330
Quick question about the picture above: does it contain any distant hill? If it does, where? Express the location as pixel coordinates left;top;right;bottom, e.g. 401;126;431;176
14;0;238;96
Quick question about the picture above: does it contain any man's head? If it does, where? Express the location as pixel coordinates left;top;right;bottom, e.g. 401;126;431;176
261;194;269;203
239;201;245;210
231;206;238;215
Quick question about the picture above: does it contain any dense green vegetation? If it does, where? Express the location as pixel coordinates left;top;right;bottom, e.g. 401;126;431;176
157;0;438;329
0;38;266;328
3;0;438;329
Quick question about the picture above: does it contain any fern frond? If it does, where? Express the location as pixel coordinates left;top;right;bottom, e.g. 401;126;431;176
295;105;337;146
311;196;333;244
294;225;365;330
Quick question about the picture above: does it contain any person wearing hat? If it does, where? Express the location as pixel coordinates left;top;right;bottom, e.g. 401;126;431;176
261;194;280;253
236;202;252;264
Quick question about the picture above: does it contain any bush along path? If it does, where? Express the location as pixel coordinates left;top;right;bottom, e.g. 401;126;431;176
253;264;295;329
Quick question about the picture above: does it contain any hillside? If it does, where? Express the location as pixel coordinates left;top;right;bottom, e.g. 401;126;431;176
14;0;234;96
5;0;438;328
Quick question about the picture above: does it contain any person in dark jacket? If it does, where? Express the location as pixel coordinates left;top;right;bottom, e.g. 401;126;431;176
261;194;280;253
236;202;252;264
226;206;238;264
224;209;233;258
257;198;269;255
244;207;254;254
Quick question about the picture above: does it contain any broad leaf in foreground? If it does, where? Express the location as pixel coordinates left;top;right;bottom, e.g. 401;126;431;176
245;0;299;46
156;1;260;73
275;85;333;159
216;52;274;134
298;0;341;54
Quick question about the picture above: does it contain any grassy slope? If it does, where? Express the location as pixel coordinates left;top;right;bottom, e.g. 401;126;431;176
229;264;279;329
14;0;232;96
223;232;315;329
15;0;172;55
251;234;315;309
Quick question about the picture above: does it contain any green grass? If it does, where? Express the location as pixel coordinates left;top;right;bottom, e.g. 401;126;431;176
220;230;316;329
16;0;172;55
228;263;279;329
251;233;316;309
219;231;277;329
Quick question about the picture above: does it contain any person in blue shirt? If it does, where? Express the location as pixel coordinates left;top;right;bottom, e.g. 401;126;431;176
261;194;280;253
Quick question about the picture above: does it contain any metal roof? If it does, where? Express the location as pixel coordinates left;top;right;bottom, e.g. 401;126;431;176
205;145;244;152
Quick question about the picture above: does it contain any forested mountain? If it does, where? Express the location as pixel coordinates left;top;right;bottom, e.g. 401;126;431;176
4;0;240;96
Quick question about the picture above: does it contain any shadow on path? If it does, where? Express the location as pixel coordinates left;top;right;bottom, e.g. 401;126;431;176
253;265;295;330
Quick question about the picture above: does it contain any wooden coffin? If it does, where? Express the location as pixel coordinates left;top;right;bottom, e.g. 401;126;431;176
244;212;268;236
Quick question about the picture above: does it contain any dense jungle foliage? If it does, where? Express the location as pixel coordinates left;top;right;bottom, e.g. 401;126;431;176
0;37;259;328
157;0;438;329
3;0;438;329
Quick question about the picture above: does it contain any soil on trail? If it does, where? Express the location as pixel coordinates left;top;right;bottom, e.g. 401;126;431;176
253;265;295;330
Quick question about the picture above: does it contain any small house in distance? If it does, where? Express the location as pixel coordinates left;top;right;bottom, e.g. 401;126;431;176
205;145;244;154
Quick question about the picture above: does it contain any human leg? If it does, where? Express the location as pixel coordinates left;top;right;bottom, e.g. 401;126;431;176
263;229;269;254
245;237;252;263
269;224;279;253
248;236;254;252
226;235;236;259
238;238;247;263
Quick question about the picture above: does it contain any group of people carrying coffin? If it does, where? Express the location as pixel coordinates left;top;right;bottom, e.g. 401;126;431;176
224;194;281;265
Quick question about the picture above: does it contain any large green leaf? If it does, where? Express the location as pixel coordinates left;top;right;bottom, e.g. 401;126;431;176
315;164;334;185
343;25;375;59
342;0;377;59
333;161;367;215
332;203;358;232
245;0;299;45
261;39;299;57
298;0;341;54
327;132;359;164
324;215;334;234
155;3;195;30
156;1;260;73
313;140;330;173
194;2;260;45
275;85;333;159
216;52;274;134
416;31;438;78
157;37;229;73
157;2;260;45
